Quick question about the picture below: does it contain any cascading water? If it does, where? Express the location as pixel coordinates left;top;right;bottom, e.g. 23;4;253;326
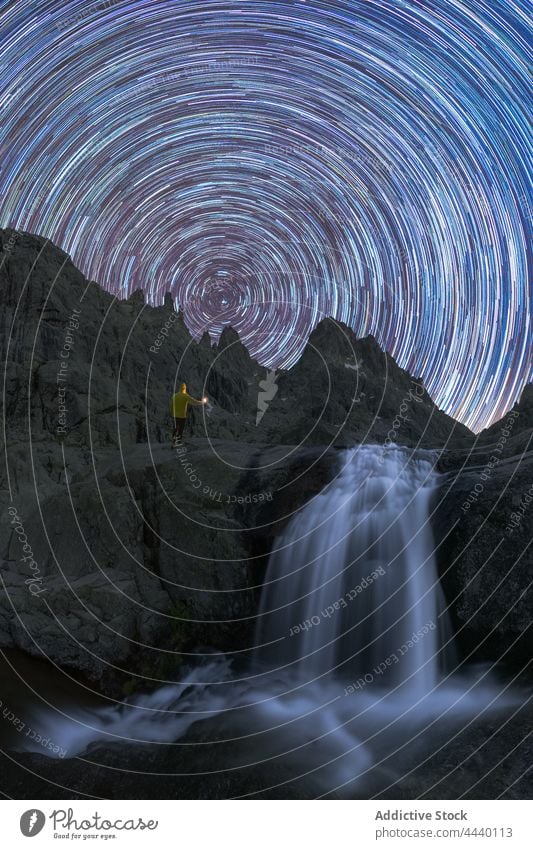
255;444;454;694
15;445;516;797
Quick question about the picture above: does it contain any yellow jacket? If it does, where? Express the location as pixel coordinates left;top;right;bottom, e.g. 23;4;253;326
170;391;203;418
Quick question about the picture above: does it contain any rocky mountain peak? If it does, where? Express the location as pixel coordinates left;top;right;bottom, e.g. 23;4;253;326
218;325;241;347
127;288;145;307
199;330;212;349
306;317;357;358
217;325;256;374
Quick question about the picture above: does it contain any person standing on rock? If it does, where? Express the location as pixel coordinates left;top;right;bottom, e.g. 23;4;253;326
170;383;207;446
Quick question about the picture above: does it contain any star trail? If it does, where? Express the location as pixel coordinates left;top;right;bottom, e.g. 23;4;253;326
0;0;530;431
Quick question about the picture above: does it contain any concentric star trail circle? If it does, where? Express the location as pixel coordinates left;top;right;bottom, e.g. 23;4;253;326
1;0;530;430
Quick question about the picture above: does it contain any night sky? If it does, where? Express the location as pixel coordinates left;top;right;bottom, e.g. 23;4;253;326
1;0;530;431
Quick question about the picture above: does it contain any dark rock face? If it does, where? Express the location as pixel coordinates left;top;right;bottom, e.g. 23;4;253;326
239;444;343;566
433;408;533;668
0;440;258;695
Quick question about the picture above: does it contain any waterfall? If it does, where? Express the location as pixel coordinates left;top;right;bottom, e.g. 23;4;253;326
17;444;515;797
255;445;452;694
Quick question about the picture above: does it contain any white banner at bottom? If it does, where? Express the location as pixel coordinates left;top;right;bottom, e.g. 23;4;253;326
2;799;531;848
